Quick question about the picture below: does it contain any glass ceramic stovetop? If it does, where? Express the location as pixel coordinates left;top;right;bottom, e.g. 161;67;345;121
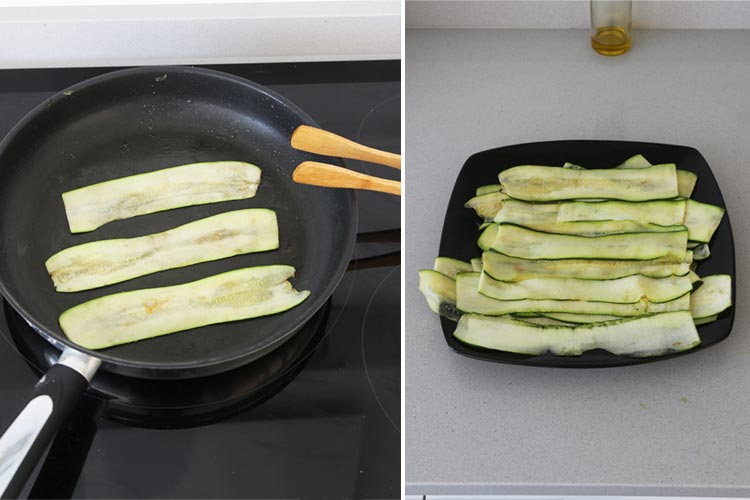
0;61;400;499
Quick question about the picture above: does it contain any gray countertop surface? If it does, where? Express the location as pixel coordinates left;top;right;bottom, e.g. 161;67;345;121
405;28;750;497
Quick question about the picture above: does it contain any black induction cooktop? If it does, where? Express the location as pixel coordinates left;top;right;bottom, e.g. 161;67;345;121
0;61;401;499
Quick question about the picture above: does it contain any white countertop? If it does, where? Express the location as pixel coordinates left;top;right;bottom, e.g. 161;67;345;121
405;28;750;497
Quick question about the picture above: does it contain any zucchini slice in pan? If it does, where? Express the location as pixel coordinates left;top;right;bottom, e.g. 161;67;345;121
60;265;309;349
63;161;261;233
47;209;278;292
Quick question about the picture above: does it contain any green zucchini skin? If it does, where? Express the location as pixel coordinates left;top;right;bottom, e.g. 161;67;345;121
60;265;309;349
541;312;622;324
46;209;279;292
491;224;688;261
482;251;690;282
454;311;700;357
515;316;577;327
498;164;678;201
478;271;692;304
62;161;262;233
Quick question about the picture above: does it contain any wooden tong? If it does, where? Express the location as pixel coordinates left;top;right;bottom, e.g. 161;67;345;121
291;125;401;196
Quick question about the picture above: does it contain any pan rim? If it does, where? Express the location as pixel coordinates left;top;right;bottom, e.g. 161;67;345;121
0;65;358;376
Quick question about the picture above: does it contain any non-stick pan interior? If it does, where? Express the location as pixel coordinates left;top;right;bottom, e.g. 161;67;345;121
0;67;356;378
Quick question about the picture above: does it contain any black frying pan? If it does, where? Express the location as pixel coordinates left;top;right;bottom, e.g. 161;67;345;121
0;66;356;497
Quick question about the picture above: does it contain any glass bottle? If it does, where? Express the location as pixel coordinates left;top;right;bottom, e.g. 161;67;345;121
591;0;632;56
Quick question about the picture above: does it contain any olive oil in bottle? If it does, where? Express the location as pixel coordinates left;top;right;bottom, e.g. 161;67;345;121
590;1;632;56
591;25;632;56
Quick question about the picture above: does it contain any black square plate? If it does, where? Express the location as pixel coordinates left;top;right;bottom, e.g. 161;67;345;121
439;141;736;368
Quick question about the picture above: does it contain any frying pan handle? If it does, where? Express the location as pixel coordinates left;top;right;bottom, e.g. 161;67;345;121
0;348;99;499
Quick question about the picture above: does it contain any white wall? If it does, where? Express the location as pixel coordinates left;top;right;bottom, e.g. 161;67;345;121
406;0;750;29
0;0;401;68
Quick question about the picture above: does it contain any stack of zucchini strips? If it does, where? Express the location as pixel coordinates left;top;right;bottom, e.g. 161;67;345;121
419;155;732;357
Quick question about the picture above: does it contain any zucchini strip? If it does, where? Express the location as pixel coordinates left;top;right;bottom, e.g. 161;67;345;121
497;164;678;201
482;252;690;282
433;257;473;279
465;192;509;220
616;154;652;169
454;311;700;357
690;274;732;319
695;315;718;326
63;161;261;233
510;220;685;237
494;199;686;227
677;170;698;198
46;209;278;292
59;265;309;349
470;258;483;272
456;273;689;317
491;224;688;261
515;316;577;327
581;155;695;197
418;269;459;320
692;243;711;261
476;184;503;195
684;199;724;243
478;272;692;304
557;199;686;225
477;224;499;251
